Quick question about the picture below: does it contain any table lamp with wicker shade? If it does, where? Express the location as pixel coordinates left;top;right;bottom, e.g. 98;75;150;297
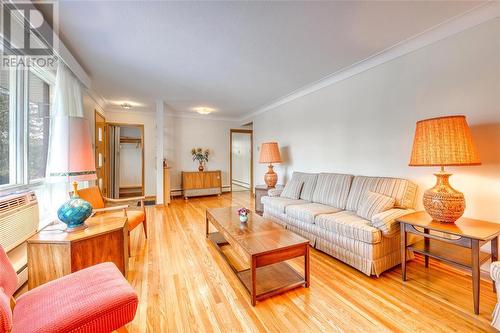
409;115;481;223
259;142;282;188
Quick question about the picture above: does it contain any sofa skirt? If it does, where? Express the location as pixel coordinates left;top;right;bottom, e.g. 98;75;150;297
315;237;414;277
264;208;414;277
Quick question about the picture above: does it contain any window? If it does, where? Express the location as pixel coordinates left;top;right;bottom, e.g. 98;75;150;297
0;67;54;190
0;71;9;185
0;69;15;187
27;72;51;183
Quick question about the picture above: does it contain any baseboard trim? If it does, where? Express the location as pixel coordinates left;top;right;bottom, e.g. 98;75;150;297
170;186;231;197
231;180;250;188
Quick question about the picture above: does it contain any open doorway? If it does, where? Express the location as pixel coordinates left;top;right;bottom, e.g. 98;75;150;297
107;123;145;199
230;129;253;193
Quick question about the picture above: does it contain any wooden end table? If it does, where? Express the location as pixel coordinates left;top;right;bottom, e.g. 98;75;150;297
254;184;283;216
398;211;500;314
27;215;129;289
206;207;309;306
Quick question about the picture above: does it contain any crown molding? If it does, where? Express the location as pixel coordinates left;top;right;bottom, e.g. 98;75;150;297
105;106;238;122
241;1;500;122
105;106;153;114
86;88;108;111
165;112;238;122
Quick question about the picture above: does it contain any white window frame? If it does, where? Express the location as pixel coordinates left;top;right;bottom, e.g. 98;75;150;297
0;65;55;192
8;67;18;186
26;68;54;185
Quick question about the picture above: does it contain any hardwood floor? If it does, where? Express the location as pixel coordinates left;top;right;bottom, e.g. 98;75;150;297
126;192;497;332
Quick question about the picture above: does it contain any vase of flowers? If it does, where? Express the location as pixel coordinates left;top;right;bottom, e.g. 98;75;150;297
237;207;250;223
191;148;209;171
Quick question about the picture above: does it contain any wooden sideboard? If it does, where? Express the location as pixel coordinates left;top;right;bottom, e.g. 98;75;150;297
182;170;222;199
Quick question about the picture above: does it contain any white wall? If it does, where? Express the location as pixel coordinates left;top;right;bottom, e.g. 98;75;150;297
231;132;251;187
103;109;245;196
119;127;142;187
252;18;500;222
164;115;240;192
104;110;156;196
119;145;141;186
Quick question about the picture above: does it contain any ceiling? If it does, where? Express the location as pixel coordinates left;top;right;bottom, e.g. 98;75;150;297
43;1;482;119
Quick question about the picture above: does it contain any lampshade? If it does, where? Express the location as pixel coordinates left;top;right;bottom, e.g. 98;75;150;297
259;142;282;164
47;116;97;183
409;115;481;167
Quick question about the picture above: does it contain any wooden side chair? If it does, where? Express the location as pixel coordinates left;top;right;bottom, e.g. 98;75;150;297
0;245;138;333
76;186;147;253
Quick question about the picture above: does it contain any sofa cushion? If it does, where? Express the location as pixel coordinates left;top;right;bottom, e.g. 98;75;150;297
289;172;318;201
345;176;417;211
356;191;395;220
281;179;304;199
261;196;309;214
312;173;353;209
286;203;341;224
315;211;381;244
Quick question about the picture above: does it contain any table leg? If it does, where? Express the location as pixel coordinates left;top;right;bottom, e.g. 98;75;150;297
472;239;480;315
251;256;257;306
424;228;430;268
492;237;498;293
206;215;209;238
401;222;407;281
305;245;310;288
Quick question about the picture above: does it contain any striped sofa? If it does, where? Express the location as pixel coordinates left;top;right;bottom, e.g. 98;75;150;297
262;172;418;277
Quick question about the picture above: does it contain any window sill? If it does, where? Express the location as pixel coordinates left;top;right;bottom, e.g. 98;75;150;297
0;182;45;197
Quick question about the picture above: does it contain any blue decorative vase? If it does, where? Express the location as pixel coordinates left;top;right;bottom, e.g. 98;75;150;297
239;214;248;223
57;196;93;230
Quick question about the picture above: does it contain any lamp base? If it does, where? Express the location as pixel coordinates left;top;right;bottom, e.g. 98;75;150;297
65;223;88;232
264;164;278;188
57;182;93;231
423;171;465;223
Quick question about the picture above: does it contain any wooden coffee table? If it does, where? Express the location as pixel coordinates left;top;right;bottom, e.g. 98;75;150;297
206;207;310;305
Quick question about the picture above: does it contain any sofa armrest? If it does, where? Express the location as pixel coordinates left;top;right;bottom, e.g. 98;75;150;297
267;188;283;197
491;262;500;282
371;208;415;237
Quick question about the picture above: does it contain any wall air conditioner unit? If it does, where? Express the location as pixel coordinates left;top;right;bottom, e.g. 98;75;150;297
0;191;39;291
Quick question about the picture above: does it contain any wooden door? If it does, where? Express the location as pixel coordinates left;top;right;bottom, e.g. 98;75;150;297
94;111;108;196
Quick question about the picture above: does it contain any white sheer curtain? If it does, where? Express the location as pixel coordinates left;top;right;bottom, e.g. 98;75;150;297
50;63;84;117
36;63;86;227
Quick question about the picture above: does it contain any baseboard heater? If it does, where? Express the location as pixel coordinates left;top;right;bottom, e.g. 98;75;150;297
171;185;231;197
231;180;250;188
0;191;39;291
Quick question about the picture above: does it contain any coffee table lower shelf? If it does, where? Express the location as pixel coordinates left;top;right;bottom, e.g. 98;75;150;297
208;231;308;305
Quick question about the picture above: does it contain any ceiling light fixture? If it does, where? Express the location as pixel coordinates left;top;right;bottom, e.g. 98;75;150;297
121;103;132;110
194;107;215;115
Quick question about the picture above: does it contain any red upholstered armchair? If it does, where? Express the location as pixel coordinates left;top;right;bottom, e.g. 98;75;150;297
0;246;138;333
